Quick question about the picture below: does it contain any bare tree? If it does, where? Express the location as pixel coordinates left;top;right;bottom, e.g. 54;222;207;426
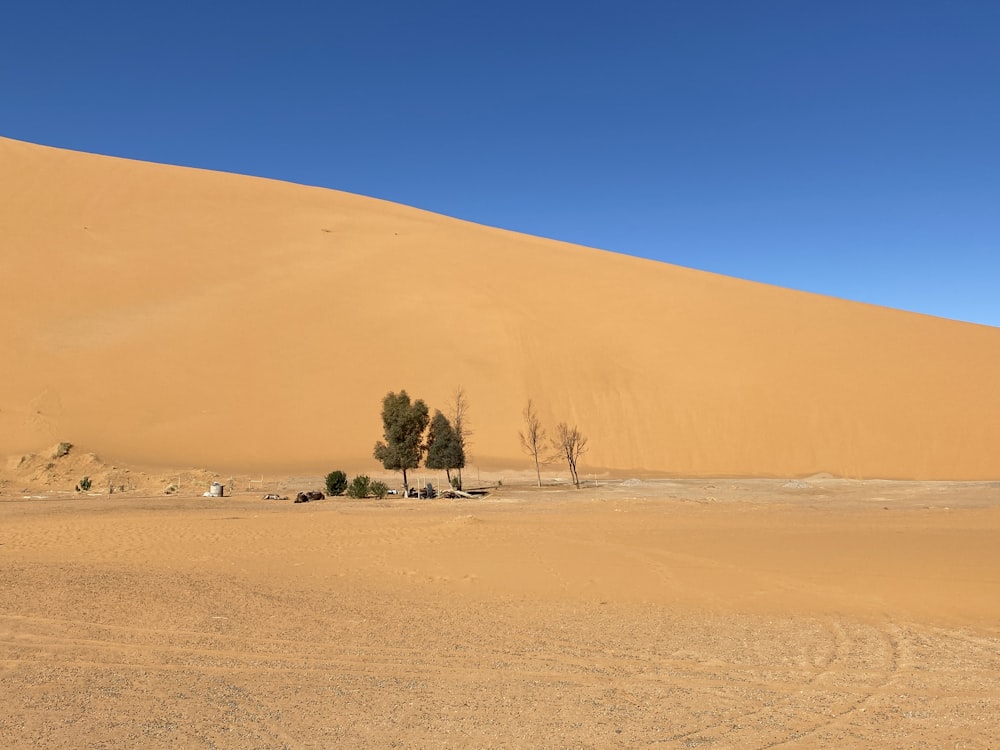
518;399;547;487
552;422;588;488
449;387;472;489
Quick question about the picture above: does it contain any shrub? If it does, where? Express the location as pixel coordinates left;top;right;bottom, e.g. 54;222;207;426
76;476;92;492
370;480;389;499
347;475;371;499
324;470;348;496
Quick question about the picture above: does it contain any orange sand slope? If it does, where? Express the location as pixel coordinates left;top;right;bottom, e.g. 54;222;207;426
2;135;998;478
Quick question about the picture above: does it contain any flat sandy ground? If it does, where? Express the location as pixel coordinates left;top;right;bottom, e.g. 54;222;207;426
1;478;998;748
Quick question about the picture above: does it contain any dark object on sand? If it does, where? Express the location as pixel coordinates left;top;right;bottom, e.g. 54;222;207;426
294;491;325;503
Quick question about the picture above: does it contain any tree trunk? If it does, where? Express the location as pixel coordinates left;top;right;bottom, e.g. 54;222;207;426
402;468;409;496
534;456;542;487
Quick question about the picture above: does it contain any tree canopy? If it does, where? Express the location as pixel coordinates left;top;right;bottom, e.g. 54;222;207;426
372;390;429;494
425;410;465;487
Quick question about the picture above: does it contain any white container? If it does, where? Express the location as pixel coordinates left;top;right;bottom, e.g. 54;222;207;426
209;482;224;497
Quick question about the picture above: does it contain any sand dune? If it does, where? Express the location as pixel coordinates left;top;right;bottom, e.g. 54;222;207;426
2;135;998;478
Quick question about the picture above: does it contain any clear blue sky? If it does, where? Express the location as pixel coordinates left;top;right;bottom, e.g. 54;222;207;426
3;1;998;327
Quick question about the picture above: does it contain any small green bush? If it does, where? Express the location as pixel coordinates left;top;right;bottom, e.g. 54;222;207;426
76;476;92;492
325;470;348;496
347;475;371;498
370;480;389;499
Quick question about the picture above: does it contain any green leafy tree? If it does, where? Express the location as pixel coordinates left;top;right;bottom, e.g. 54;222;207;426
370;480;389;499
425;410;465;489
373;390;429;495
325;470;348;496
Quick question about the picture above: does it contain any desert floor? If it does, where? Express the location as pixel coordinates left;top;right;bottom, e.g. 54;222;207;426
1;477;998;748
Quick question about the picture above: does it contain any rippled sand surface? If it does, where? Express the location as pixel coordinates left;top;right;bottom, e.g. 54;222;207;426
2;479;998;748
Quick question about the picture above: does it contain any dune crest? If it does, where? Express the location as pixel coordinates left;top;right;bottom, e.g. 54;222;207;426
2;136;998;479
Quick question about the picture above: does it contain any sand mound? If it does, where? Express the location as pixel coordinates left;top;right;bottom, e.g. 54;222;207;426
0;442;237;497
1;442;113;492
2;136;999;479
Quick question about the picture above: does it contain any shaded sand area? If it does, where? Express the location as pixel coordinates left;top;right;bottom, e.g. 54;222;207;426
2;479;998;748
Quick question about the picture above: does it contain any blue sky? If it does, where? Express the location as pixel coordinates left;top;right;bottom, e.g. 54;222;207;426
3;1;998;327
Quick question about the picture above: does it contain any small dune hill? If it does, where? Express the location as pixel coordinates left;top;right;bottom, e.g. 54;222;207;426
2;135;999;479
0;441;147;495
2;442;110;492
0;442;224;496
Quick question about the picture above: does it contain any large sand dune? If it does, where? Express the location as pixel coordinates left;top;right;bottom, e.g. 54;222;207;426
2;135;998;478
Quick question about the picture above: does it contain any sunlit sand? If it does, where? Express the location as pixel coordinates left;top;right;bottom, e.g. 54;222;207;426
2;137;998;747
2;480;998;747
2;136;999;478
